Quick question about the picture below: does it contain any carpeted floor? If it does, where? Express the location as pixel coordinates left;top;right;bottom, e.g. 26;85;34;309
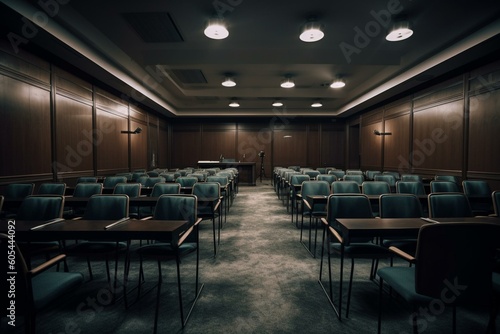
3;182;495;333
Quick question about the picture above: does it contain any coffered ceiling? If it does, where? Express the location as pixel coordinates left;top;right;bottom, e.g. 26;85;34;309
2;0;500;118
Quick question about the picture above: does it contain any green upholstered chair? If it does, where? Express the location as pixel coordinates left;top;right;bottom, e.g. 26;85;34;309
429;180;460;193
206;175;230;226
328;170;345;180
127;194;203;331
64;194;129;282
362;181;391;216
289;174;311;227
37;182;66;195
65;183;103;218
401;174;423;183
462;180;494;215
76;176;98;183
0;233;84;334
428;192;473;218
365;170;381;180
316;174;337;184
300;180;331;257
343;174;364;186
375;174;397;192
192;182;222;256
320;194;391;319
396;181;426;196
5;183;35;198
144;177;166;188
103;176;128;188
435;174;460;185
113;183;141;218
331;180;360;194
176;176;198;189
377;223;500;334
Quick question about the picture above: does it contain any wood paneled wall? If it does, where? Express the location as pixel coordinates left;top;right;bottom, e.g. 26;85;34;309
358;61;500;189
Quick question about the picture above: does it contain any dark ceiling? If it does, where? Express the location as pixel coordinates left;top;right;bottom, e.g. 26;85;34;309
2;0;500;118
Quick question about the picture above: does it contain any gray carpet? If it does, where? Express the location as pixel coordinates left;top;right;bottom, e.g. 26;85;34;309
3;183;494;333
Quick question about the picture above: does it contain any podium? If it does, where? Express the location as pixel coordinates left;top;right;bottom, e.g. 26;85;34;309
198;161;256;186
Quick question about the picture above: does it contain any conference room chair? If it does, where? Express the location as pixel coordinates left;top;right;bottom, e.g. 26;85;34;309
4;183;35;199
160;172;178;182
328;169;346;180
282;171;300;204
37;182;67;196
382;171;400;180
76;176;98;183
462;180;494;215
138;182;182;219
16;195;66;267
146;170;159;177
365;170;381;181
176;176;199;194
400;174;423;183
64;182;103;218
493;190;500;217
396;181;426;196
377;223;500;334
115;172;133;181
303;170;320;180
343;174;364;186
435;174;461;186
0;233;84;334
362;181;391;216
346;169;363;175
429;180;460;193
126;194;203;331
317;174;337;184
132;172;148;182
319;194;391;320
103;176;128;188
64;194;129;283
428;192;473;218
206;175;229;227
217;171;236;205
316;167;327;174
188;173;206;182
289;174;311;227
331;180;360;194
144;177;166;188
192;182;222;257
379;194;424;263
113;183;141;218
374;174;397;192
300;180;331;258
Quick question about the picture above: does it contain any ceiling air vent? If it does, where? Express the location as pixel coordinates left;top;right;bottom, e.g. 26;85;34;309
171;69;208;84
123;12;183;43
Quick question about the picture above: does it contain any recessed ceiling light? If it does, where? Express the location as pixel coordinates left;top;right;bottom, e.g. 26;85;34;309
204;19;229;40
311;101;322;107
272;100;283;107
229;100;240;107
386;20;413;42
222;77;236;87
280;78;295;88
299;22;324;42
330;79;346;88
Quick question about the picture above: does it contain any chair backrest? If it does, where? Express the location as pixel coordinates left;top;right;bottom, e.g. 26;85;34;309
383;171;400;180
160;173;177;182
187;173;206;182
113;183;141;198
428;192;473;218
192;182;220;199
414;223;500;305
316;174;337;183
290;174;310;186
429;180;460;193
435;175;460;185
153;194;198;228
343;174;364;185
77;176;97;183
316;167;326;174
365;170;381;180
326;194;374;221
462;180;491;197
401;174;423;183
301;181;331;211
144;177;166;188
331;181;360;194
396;181;426;196
146;171;159;177
303;170;320;179
362;181;390;195
5;183;35;198
83;194;129;220
492;190;500;216
175;176;198;188
374;174;396;187
328;170;345;179
73;183;103;197
103;176;128;188
151;183;181;197
17;195;65;220
37;182;66;195
346;169;363;175
379;194;423;218
206;176;229;187
132;172;148;182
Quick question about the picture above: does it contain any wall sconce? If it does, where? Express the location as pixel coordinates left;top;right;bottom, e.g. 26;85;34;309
373;130;392;136
121;127;142;134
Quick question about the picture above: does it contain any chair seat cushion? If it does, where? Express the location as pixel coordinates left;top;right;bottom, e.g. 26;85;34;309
137;242;197;259
33;272;84;309
331;242;391;257
378;266;434;304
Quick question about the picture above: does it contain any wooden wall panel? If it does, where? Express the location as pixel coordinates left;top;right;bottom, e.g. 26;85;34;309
95;109;129;174
307;127;320;168
237;128;272;177
320;124;345;169
0;75;52;179
468;88;500;174
201;127;236;162
412;100;464;173
158;121;169;168
273;129;308;168
360;121;382;170
171;127;202;169
54;94;94;177
130;119;148;171
384;114;411;172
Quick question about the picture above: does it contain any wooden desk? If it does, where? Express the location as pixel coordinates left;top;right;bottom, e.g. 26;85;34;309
198;161;255;186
